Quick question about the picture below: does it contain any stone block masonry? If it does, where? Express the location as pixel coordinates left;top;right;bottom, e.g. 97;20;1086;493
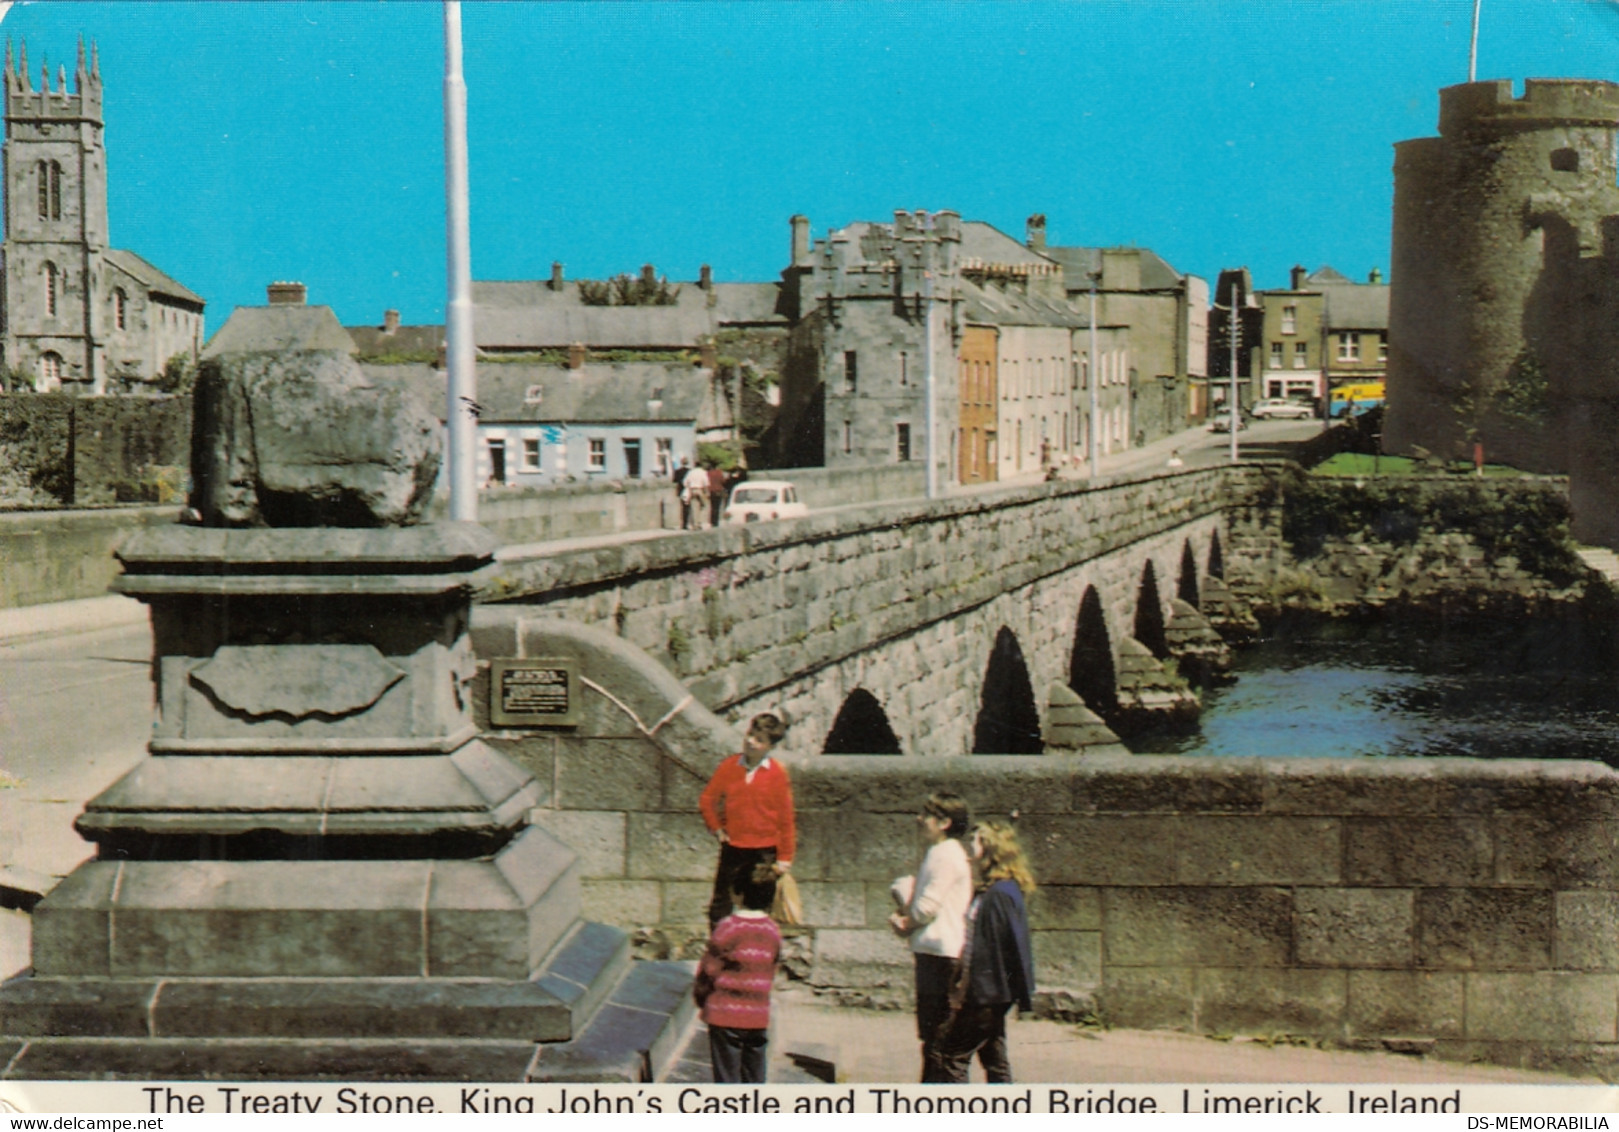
474;615;1619;1077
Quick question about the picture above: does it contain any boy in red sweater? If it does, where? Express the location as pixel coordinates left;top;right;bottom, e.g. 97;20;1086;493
699;711;794;928
694;862;781;1083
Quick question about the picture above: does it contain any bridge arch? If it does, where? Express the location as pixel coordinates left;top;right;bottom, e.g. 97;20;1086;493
1178;540;1200;607
1134;560;1168;659
1069;586;1118;719
972;626;1042;754
823;688;904;755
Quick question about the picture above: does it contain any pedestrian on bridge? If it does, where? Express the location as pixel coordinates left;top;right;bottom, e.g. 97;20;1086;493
699;711;795;929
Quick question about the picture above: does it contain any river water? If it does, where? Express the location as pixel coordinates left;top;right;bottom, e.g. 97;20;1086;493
1131;614;1619;767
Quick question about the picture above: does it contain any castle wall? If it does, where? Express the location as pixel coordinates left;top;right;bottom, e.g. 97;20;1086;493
1385;79;1619;472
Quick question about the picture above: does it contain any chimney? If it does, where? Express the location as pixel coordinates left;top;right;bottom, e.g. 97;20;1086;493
1369;267;1383;284
550;261;564;291
1290;265;1307;290
790;214;810;265
568;342;586;371
641;263;657;289
699;264;713;291
1026;213;1047;249
267;281;307;306
383;309;400;335
699;337;718;370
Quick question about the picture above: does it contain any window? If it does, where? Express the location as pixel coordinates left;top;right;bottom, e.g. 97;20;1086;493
1551;147;1580;173
113;288;127;331
1378;337;1388;362
486;438;507;485
49;161;60;220
623;437;642;478
522;437;541;471
44;262;57;317
899;351;908;386
36;161;47;218
1270;342;1283;368
843;350;857;393
655;437;672;475
1282;305;1297;335
896;422;911;462
587;437;606;471
1338;332;1360;361
1293;341;1308;369
38;351;61;389
842;420;852;454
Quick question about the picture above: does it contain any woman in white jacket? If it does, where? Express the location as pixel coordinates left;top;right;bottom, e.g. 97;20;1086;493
889;791;973;1082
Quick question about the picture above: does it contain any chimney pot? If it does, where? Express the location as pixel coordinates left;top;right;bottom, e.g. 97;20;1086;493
790;214;810;265
383;309;400;334
699;264;713;291
1026;213;1047;249
641;263;656;288
550;261;564;291
699;338;718;369
1369;267;1383;284
568;342;586;370
1290;265;1307;290
267;281;307;306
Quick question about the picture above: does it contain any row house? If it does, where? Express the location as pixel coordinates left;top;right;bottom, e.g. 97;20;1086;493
1252;265;1390;409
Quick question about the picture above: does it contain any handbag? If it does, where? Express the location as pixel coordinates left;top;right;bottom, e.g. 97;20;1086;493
771;872;805;927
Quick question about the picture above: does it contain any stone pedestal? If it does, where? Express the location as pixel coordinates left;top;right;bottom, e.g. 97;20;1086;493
0;524;693;1080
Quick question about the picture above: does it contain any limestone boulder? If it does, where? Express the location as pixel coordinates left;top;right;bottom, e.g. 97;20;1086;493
190;350;441;527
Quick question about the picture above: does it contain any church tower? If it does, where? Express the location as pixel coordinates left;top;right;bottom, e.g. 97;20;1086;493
2;39;109;392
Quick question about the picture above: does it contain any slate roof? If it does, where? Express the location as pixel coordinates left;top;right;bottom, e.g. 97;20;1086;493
348;322;444;358
959;222;1059;270
201;305;357;358
958;278;1089;329
104;248;205;308
1043;245;1185;291
470;278;785;350
468;360;710;424
1320;282;1390;331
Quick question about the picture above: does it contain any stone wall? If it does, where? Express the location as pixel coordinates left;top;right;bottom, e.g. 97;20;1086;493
0;504;180;608
483;466;1259;760
470;618;1619;1077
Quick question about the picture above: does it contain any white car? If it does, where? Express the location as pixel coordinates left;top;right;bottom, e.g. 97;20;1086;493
1207;412;1248;433
1250;397;1316;420
723;480;808;524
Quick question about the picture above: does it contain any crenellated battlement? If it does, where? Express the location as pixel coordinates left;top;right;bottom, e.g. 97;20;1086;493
3;38;103;124
1439;78;1619;137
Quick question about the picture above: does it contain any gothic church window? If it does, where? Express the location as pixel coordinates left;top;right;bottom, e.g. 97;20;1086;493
38;351;61;388
50;162;61;219
44;262;57;316
37;161;61;220
113;288;127;330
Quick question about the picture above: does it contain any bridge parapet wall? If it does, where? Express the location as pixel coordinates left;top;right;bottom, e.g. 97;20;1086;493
485;465;1279;758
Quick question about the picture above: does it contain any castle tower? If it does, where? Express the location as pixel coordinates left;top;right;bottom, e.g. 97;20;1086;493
1384;79;1619;470
2;39;109;392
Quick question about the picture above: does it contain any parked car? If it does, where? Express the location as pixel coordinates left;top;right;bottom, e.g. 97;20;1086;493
1250;397;1315;420
1207;412;1248;433
723;480;809;524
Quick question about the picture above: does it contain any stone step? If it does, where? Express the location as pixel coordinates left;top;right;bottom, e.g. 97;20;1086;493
526;960;697;1083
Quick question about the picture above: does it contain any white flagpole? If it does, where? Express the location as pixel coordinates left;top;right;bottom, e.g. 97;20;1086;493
444;2;478;521
1469;0;1482;82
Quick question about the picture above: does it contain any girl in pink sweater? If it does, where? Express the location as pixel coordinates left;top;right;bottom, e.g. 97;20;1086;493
693;862;781;1083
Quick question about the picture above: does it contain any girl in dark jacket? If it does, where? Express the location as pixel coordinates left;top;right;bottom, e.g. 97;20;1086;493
935;820;1036;1084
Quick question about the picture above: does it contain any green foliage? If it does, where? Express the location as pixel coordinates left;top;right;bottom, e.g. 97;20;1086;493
1495;348;1551;425
150;352;198;395
666;619;691;663
577;273;681;307
1313;453;1521;478
697;440;742;471
1281;467;1582;583
0;393;73;501
355;350;440;365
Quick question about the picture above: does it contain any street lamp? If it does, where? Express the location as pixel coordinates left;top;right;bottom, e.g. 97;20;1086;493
1212;295;1243;464
1088;270;1100;479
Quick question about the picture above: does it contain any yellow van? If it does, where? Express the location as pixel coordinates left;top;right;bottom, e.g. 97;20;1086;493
1328;381;1384;418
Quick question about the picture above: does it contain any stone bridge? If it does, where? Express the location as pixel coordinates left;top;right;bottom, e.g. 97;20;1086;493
481;465;1278;760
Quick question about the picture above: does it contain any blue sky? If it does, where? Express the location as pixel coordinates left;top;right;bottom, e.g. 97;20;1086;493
4;1;1619;332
